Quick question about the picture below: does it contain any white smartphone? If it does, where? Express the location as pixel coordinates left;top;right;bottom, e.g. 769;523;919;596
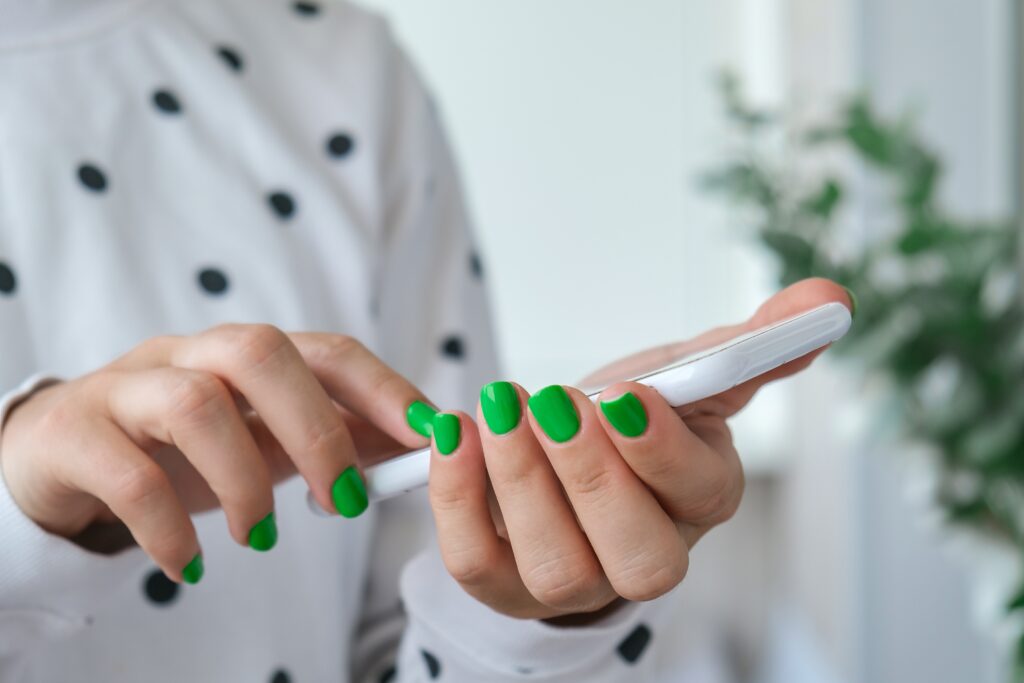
308;302;851;513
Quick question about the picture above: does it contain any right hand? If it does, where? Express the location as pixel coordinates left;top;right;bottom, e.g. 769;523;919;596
0;325;434;583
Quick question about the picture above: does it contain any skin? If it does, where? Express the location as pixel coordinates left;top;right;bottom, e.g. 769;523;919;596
0;278;851;620
428;277;853;619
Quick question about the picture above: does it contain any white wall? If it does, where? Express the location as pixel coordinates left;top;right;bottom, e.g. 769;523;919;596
855;1;1015;681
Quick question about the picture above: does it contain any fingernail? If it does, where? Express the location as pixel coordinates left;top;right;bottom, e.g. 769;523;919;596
843;286;858;319
528;385;580;443
332;465;368;518
182;553;204;585
480;381;520;435
406;400;438;437
600;392;648;437
248;512;277;552
433;412;461;455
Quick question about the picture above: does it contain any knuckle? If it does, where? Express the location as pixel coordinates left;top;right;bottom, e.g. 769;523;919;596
166;371;229;427
567;467;618;504
444;544;500;587
301;416;350;457
324;334;365;360
112;462;169;511
226;324;291;372
612;552;688;602
525;554;605;610
675;470;742;526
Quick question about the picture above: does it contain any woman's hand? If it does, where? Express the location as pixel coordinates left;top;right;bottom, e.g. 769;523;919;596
428;278;853;619
0;326;432;583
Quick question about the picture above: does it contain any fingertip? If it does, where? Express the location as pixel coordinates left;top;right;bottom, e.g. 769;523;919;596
432;410;479;458
479;381;525;436
182;552;204;585
406;399;438;441
597;387;649;439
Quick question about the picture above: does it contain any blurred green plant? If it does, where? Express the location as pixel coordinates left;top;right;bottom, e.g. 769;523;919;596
703;73;1024;669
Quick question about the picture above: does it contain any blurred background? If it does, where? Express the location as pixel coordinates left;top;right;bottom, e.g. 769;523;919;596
363;1;1021;681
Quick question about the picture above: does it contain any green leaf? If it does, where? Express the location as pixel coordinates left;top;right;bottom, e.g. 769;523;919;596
760;230;816;279
800;179;843;219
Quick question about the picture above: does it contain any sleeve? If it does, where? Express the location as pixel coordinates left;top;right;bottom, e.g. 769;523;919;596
0;300;148;662
351;20;677;683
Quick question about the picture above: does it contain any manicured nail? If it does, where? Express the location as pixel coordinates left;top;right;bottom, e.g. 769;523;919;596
843;286;858;319
480;381;521;435
182;553;204;585
248;512;277;552
407;400;438;437
600;392;648;437
433;412;461;455
332;465;368;518
528;385;580;443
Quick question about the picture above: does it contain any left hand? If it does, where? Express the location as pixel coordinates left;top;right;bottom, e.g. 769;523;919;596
427;278;853;619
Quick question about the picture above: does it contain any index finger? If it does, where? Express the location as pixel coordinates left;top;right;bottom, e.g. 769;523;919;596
169;325;366;518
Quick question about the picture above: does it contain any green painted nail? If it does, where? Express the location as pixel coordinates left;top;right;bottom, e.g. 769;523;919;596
182;553;204;585
480;381;521;435
332;465;368;518
407;400;438;437
433;413;461;455
528;385;580;443
600;392;648;437
843;286;858;319
248;512;277;552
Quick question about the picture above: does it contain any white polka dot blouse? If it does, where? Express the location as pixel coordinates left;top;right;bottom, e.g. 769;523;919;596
0;1;670;681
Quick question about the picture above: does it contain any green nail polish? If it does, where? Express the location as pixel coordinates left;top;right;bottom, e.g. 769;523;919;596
407;400;438;437
332;465;368;518
480;381;521;435
600;392;648;437
248;512;277;552
433;413;461;455
182;553;204;585
843;286;858;319
528;385;580;443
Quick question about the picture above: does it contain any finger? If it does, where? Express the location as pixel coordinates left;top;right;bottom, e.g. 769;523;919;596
579;277;853;399
595;382;743;526
428;411;543;618
478;382;615;613
167;325;366;518
65;420;202;583
105;368;277;550
290;333;437;447
526;384;688;602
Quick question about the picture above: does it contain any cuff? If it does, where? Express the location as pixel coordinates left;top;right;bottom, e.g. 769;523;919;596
399;547;669;679
0;374;147;653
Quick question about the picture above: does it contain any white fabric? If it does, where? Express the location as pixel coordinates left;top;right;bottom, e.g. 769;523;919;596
0;0;671;681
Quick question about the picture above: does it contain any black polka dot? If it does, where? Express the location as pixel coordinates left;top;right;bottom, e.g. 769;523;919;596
378;665;397;683
420;650;441;679
267;191;297;220
326;132;355;159
616;624;652;664
0;262;15;295
469;252;483;279
269;669;291;683
440;335;465;360
152;89;183;114
143;569;179;605
198;268;229;295
77;163;108;192
293;1;321;16
216;45;244;72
